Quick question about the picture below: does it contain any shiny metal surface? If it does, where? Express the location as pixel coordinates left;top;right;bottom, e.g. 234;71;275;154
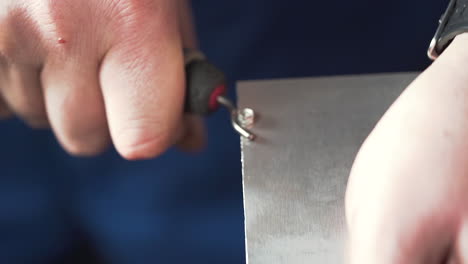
217;96;256;140
238;72;419;264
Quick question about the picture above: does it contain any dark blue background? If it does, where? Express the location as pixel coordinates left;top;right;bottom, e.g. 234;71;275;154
0;1;446;263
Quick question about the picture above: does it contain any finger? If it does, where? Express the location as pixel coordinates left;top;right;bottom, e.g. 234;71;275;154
455;219;468;263
0;94;12;119
178;0;198;49
100;1;184;160
42;57;110;156
0;57;11;119
447;255;458;264
0;64;48;127
176;115;205;152
176;0;205;152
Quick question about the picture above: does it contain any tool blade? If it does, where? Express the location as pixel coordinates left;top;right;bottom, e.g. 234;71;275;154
237;72;418;264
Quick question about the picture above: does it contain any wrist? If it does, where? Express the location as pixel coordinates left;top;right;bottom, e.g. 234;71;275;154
450;32;468;51
435;32;468;71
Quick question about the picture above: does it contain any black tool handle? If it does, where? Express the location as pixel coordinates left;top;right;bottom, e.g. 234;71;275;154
184;49;227;115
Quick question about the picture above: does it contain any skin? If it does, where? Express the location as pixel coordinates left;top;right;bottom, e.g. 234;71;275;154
0;0;204;159
346;33;468;263
2;0;468;262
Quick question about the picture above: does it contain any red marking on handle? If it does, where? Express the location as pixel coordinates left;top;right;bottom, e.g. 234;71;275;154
209;84;227;111
57;38;67;44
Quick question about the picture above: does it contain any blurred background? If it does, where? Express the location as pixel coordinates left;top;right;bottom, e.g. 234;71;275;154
0;0;445;263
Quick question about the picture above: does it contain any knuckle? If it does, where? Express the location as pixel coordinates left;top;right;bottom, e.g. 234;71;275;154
105;0;173;43
23;117;49;129
57;100;109;157
2;74;47;121
0;108;12;120
7;94;46;121
0;8;46;64
108;0;161;24
59;123;109;157
62;138;107;157
115;118;172;160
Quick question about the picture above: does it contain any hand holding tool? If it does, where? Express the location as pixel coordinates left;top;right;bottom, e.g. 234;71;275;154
183;49;256;140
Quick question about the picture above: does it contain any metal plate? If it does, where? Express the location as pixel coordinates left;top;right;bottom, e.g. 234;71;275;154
238;72;419;264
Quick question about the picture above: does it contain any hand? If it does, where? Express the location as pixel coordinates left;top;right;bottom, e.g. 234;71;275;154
0;0;204;159
345;33;468;263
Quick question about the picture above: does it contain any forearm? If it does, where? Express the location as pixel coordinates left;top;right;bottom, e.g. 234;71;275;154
346;31;468;264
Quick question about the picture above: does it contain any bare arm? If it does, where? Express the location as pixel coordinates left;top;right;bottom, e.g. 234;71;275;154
346;33;468;263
